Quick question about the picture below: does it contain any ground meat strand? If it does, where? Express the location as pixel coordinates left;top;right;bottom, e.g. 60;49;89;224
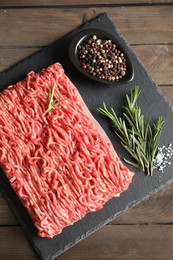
0;63;134;238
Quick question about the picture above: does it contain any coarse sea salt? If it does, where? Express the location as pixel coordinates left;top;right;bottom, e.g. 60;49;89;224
154;143;173;172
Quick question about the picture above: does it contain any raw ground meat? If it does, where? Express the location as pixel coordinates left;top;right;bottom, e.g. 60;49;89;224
0;63;134;238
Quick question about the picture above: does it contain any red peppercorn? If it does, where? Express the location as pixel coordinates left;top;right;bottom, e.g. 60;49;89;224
82;64;87;70
104;73;108;79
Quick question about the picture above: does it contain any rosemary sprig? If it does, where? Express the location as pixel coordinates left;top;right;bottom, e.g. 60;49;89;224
97;86;164;176
43;83;68;116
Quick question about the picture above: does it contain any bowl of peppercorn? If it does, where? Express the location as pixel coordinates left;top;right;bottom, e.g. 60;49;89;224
69;29;134;85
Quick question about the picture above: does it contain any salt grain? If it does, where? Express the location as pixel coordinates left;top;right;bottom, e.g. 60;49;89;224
154;143;173;172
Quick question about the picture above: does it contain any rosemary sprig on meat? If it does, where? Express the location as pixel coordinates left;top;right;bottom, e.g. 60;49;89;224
43;83;68;116
97;86;164;176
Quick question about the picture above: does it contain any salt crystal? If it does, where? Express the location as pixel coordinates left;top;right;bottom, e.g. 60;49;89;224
154;143;173;172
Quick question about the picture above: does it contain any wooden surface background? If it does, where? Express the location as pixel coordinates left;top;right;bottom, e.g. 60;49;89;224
0;1;173;259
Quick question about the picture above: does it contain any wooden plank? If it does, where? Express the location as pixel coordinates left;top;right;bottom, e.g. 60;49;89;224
112;181;173;224
0;194;18;225
0;6;172;46
0;226;37;260
132;45;173;86
0;225;173;259
160;85;173;104
0;45;172;86
60;225;173;260
0;48;38;72
0;0;172;7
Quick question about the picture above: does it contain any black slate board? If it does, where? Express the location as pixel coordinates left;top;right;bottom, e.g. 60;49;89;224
0;12;173;260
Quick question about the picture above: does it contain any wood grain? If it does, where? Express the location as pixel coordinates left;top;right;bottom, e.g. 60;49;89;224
0;0;172;7
0;48;38;72
0;6;172;46
59;225;173;260
113;181;173;224
0;227;37;260
0;225;173;260
0;194;17;225
132;45;173;86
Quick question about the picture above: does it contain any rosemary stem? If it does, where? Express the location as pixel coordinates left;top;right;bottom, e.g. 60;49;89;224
43;83;68;116
97;86;164;176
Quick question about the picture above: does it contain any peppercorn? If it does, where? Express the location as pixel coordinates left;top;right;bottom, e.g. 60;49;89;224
77;35;127;82
121;71;126;76
82;64;87;70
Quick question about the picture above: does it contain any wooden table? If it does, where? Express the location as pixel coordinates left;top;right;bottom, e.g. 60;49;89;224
0;1;173;259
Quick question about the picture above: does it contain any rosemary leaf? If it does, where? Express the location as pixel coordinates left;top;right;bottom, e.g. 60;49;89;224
43;83;68;116
149;117;164;175
123;158;142;169
97;86;164;176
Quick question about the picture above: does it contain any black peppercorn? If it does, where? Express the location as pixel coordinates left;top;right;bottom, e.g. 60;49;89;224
77;35;127;82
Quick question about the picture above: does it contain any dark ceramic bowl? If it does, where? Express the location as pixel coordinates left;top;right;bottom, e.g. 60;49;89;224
69;29;134;85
